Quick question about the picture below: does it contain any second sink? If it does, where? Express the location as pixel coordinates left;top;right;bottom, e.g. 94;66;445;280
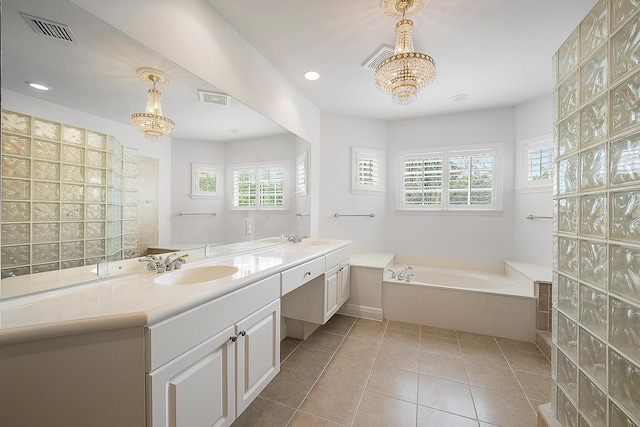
154;265;239;285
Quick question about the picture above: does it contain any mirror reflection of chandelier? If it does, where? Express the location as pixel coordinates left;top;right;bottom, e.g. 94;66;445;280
375;0;436;105
131;68;175;141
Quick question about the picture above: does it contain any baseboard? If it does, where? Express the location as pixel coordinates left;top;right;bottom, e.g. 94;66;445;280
338;304;383;321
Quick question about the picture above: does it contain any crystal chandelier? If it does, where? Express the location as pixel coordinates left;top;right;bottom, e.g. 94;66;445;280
131;68;175;141
375;0;436;105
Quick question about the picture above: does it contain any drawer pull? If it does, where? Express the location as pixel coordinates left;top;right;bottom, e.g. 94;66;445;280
230;334;238;342
304;271;311;277
240;330;247;336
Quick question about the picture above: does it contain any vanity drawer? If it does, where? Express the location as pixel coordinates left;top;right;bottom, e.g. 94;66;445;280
325;245;350;269
281;257;326;295
145;273;279;372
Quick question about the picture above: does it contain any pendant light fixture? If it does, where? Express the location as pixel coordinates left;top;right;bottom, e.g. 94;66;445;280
131;68;175;141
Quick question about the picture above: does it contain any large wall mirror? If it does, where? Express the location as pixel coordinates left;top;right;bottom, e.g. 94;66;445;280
0;0;311;299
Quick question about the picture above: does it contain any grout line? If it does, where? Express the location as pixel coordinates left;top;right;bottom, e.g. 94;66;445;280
495;340;540;417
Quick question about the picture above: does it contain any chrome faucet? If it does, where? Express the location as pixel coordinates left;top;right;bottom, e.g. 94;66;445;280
139;253;188;273
282;234;307;243
397;266;413;280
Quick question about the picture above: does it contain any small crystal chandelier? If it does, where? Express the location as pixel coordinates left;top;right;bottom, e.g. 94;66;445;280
131;68;175;141
375;0;436;105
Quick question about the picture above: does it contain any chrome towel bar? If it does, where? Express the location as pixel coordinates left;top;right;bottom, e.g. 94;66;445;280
526;215;552;220
334;213;375;218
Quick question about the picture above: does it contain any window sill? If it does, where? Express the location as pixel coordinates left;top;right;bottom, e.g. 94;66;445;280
515;185;553;194
351;189;386;196
395;209;505;216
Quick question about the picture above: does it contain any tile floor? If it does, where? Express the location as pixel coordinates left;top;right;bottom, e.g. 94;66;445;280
232;315;551;427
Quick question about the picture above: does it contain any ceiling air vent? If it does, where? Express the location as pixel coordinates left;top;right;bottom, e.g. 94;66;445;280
198;90;230;106
362;45;395;71
21;13;77;42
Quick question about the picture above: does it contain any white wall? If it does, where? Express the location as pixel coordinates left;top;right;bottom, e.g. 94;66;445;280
170;138;226;245
2;89;173;244
513;93;554;263
318;113;388;253
383;108;517;261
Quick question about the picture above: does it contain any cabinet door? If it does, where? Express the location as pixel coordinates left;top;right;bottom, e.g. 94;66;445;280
147;325;235;427
339;262;351;306
324;267;340;321
236;299;280;416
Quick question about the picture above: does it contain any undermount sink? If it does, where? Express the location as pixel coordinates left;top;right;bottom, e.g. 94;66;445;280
153;265;239;285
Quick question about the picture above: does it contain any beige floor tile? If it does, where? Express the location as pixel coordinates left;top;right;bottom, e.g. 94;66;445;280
352;391;417;427
282;345;333;377
366;364;419;403
418;374;477;419
458;341;508;366
471;386;537;427
336;337;379;364
419;352;468;383
288;411;342;426
319;314;357;336
301;331;344;354
420;334;462;357
417;406;480;427
456;331;498;346
388;320;422;333
231;396;295;427
514;370;552;402
503;349;551;376
382;328;420;351
281;340;300;363
259;367;318;408
421;324;458;339
299;376;364;426
496;337;543;354
321;353;373;389
463;360;525;396
375;345;421;373
348;318;387;342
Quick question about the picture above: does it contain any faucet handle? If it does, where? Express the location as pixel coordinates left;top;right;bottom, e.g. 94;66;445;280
387;269;397;279
405;273;415;282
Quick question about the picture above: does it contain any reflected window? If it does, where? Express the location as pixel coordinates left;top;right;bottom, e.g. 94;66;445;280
192;163;222;198
232;163;287;210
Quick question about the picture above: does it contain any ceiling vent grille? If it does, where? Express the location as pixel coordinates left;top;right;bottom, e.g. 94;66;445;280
21;13;77;43
198;90;230;106
362;45;395;71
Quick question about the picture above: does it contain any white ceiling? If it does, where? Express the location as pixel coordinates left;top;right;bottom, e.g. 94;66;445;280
2;0;598;141
1;0;288;141
206;0;598;121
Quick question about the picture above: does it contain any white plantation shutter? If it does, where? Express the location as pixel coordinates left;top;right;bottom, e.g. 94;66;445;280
399;145;501;210
258;165;285;208
233;164;286;209
352;147;385;193
295;152;308;196
527;146;553;184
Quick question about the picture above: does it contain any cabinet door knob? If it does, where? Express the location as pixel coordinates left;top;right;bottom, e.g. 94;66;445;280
304;271;311;277
230;334;238;342
240;330;247;336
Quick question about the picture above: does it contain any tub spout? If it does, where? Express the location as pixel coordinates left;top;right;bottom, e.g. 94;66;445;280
398;266;413;279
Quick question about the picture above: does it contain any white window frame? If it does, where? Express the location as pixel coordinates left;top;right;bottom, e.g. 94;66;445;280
352;147;386;194
230;162;289;211
191;163;222;198
397;143;503;212
516;134;553;193
295;152;308;196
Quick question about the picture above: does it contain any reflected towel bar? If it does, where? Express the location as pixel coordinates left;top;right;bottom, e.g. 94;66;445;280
179;213;217;216
526;215;552;220
334;213;375;218
296;213;310;217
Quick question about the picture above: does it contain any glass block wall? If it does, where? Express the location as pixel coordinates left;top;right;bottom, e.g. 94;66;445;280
1;110;139;277
553;1;640;426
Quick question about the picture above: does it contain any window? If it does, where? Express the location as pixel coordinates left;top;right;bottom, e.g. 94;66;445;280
352;147;385;194
295;152;308;196
516;135;553;191
398;144;501;211
191;163;222;198
232;163;287;209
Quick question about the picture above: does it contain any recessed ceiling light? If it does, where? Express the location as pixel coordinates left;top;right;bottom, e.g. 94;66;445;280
451;94;468;102
229;128;239;133
304;71;320;81
26;81;52;91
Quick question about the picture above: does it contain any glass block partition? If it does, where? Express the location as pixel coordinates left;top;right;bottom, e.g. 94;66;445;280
1;110;139;278
553;1;640;426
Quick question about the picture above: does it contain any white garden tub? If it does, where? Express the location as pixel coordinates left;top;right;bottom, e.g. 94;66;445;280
383;258;537;341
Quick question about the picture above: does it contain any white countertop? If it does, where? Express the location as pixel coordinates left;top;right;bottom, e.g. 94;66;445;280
505;261;552;283
350;253;395;269
0;239;350;345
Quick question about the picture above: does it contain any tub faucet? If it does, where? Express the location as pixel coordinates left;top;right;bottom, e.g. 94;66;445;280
397;266;413;280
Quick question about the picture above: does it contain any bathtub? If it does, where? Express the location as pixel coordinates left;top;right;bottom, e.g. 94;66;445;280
382;259;537;342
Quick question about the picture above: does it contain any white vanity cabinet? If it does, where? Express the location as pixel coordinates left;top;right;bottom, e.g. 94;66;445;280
281;246;351;325
146;275;280;427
